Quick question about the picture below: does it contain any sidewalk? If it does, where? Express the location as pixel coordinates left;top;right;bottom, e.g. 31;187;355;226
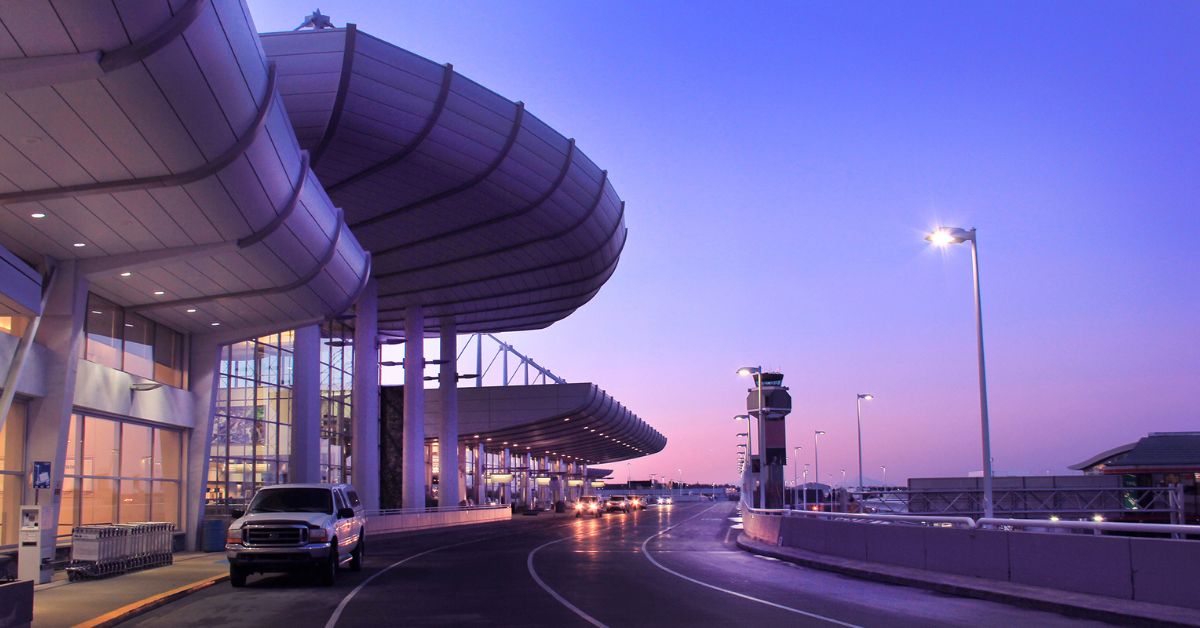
32;552;229;628
737;533;1200;627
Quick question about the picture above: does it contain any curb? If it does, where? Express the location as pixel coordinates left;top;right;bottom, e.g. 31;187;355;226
72;573;229;628
736;534;1200;628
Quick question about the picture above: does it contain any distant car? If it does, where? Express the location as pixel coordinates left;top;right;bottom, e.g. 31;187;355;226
606;495;631;513
656;496;673;506
627;495;647;510
574;496;602;518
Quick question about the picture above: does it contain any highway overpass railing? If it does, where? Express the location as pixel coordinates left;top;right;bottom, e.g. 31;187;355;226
739;500;1200;610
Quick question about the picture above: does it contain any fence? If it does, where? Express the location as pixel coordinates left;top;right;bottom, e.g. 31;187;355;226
67;522;174;581
366;504;511;534
740;501;1200;609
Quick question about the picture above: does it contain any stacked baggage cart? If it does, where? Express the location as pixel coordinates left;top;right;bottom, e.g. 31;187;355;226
66;522;174;581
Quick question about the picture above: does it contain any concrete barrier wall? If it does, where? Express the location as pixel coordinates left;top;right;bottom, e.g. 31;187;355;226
755;512;1200;610
367;507;511;535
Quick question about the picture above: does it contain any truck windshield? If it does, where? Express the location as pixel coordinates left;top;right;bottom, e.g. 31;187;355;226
248;488;332;514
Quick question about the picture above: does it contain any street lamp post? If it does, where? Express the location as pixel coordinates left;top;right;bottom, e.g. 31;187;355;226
926;226;994;518
736;368;765;510
880;465;887;488
792;445;802;508
856;393;874;491
814;430;826;505
802;464;809;509
677;468;683;498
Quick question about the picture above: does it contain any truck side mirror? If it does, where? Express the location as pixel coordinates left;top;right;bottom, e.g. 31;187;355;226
231;508;245;519
337;507;355;519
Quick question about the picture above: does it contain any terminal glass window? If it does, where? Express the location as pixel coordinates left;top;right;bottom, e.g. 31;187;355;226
0;401;26;546
83;293;186;388
320;321;353;484
208;332;295;511
0;315;28;338
59;414;184;536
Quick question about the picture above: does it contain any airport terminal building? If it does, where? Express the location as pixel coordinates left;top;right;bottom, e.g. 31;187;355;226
0;1;664;559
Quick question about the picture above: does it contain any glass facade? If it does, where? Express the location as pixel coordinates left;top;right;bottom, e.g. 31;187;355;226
0;315;28;338
83;294;186;388
320;321;353;484
208;332;295;510
0;401;26;546
59;413;184;536
207;323;355;511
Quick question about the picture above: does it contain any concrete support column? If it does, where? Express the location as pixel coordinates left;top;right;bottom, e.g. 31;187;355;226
290;325;321;483
582;464;589;496
522;453;531;507
351;280;379;511
438;319;459;507
184;335;222;550
552;459;563;503
475;442;486;505
24;262;87;576
402;306;425;509
501;448;511;504
457;442;468;505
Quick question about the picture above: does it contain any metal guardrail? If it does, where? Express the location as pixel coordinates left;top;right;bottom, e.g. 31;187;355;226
743;501;1200;539
854;485;1187;520
66;522;174;581
367;504;509;517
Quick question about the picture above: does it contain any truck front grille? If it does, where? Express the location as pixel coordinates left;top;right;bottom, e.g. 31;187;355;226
244;526;307;546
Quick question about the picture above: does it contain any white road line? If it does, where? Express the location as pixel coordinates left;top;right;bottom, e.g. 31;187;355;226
327;520;576;628
325;537;482;628
527;536;609;628
639;505;864;628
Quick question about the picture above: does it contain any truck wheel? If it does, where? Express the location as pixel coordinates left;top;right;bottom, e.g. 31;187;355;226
319;541;338;586
230;566;247;588
350;536;364;572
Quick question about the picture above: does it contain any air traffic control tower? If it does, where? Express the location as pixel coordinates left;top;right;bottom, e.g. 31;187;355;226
747;372;792;508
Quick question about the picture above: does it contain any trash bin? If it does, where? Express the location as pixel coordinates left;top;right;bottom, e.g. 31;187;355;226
554;500;566;513
201;519;226;553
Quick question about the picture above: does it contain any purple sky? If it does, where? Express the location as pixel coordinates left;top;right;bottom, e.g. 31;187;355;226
250;2;1200;485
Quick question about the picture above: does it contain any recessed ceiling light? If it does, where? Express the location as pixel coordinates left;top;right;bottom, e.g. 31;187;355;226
91;310;102;315
30;213;45;219
120;272;131;277
186;308;197;313
73;242;85;248
124;323;133;328
210;322;220;326
153;290;165;296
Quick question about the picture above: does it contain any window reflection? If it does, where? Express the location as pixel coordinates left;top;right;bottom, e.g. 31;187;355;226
82;293;186;387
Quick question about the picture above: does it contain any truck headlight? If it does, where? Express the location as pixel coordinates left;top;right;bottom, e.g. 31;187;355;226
225;530;243;545
309;528;329;542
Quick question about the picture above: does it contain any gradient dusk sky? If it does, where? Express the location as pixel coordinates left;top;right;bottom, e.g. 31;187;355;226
248;2;1200;486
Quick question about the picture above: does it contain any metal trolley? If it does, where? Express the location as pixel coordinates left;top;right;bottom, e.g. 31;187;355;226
66;522;174;581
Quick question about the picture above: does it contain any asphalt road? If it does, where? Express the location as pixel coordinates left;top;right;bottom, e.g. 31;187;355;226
124;501;1109;627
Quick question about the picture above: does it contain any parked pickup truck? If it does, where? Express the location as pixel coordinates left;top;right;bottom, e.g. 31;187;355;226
225;483;365;587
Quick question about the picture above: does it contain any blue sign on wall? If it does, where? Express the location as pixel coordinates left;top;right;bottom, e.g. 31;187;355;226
32;461;51;489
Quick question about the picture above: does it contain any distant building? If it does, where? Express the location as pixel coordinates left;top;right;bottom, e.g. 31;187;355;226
1070;432;1200;523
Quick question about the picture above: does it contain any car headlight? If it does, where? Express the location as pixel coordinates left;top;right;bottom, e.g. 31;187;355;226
309;528;330;542
225;530;243;545
575;503;583;509
589;504;597;510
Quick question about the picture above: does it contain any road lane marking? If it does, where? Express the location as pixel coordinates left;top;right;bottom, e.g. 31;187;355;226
327;519;577;628
640;504;863;628
527;537;608;628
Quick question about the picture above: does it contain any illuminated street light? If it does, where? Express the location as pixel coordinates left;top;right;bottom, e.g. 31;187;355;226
856;393;874;491
736;368;765;509
925;225;994;518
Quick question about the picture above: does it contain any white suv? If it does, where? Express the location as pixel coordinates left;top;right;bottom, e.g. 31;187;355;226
225;483;365;587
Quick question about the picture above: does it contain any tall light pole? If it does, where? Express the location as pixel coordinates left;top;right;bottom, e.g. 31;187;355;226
813;430;826;505
793;445;802;508
677;468;683;497
802;464;809;509
856;393;874;491
926;226;994;518
880;465;887;488
736;367;765;509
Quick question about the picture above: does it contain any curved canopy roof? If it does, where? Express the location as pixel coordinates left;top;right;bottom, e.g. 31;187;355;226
423;383;666;465
0;0;370;337
262;25;627;335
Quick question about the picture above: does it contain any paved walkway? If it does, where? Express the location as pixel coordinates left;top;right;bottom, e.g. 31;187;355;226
33;552;229;627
